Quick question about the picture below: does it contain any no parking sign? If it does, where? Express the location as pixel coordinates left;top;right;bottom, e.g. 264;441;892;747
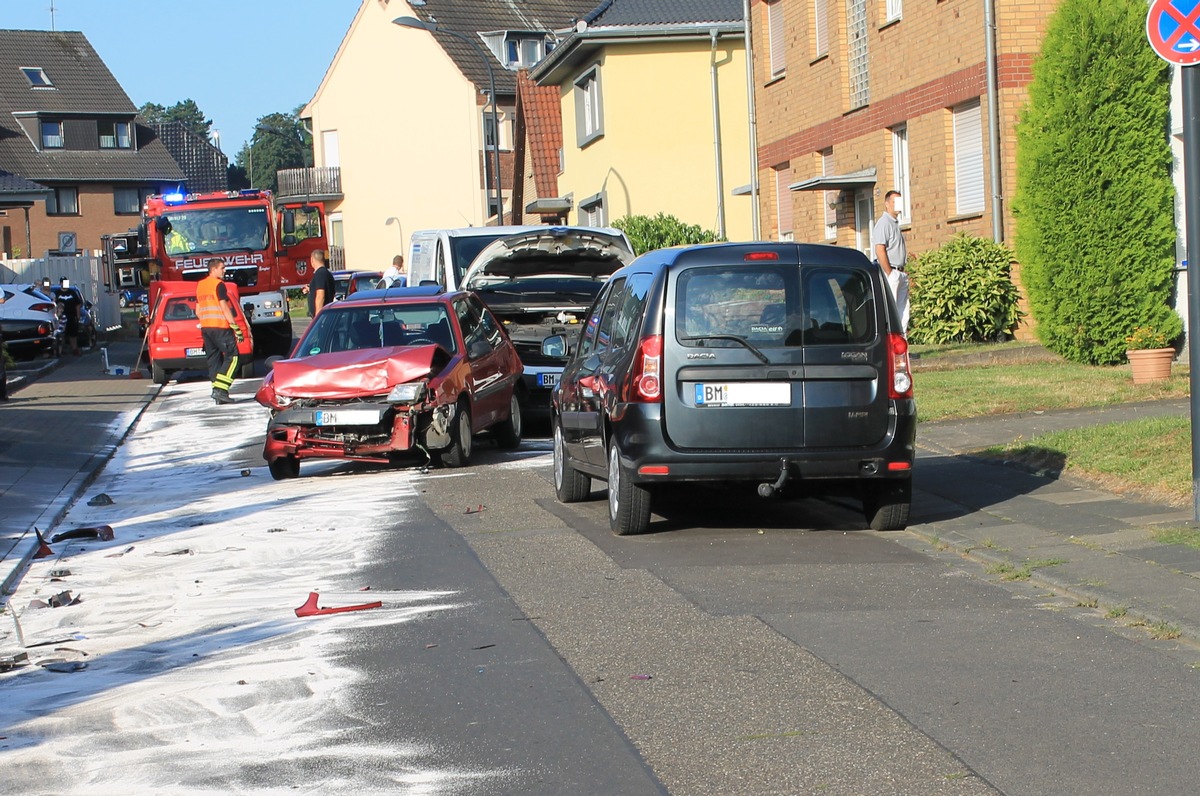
1148;0;1200;65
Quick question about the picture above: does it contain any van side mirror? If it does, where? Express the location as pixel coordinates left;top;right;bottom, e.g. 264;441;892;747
542;334;567;359
282;210;296;234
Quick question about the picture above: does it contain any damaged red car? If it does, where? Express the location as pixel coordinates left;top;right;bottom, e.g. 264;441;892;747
255;285;524;480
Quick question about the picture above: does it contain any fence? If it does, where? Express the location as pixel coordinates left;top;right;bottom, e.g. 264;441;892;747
0;255;122;334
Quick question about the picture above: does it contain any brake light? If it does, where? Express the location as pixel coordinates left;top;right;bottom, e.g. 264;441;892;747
629;334;663;402
887;333;913;399
155;325;170;343
743;251;780;261
30;302;55;313
37;322;51;335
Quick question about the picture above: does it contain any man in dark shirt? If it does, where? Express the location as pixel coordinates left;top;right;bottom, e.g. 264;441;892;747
307;250;335;317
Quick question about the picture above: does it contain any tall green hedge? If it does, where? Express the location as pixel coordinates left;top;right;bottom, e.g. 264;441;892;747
612;213;719;256
907;234;1024;344
1013;0;1179;365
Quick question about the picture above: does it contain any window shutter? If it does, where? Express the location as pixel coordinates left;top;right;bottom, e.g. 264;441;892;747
775;166;793;239
814;0;828;57
768;1;786;77
953;101;984;215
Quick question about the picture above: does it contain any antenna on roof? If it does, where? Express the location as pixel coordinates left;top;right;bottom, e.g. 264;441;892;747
49;0;57;31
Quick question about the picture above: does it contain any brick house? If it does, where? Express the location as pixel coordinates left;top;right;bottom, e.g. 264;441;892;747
751;0;1054;259
0;30;184;258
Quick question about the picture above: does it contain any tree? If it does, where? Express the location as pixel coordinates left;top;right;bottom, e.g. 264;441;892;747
234;108;312;193
137;99;212;140
1013;0;1179;365
611;213;719;255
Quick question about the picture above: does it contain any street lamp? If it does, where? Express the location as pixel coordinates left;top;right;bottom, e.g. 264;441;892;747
393;16;502;225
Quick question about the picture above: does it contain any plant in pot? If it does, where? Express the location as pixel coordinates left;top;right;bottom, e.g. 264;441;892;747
1124;324;1176;384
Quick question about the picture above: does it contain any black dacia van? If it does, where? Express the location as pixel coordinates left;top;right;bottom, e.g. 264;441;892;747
547;241;916;536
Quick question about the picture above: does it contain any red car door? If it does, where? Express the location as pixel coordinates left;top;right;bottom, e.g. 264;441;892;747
453;296;511;429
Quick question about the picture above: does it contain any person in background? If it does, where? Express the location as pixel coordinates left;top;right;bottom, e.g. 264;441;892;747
378;254;407;289
57;281;83;355
196;258;244;405
872;190;910;333
307;250;335;317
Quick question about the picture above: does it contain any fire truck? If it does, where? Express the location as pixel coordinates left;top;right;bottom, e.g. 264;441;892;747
138;189;326;356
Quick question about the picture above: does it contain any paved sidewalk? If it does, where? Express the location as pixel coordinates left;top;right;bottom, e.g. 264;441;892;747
0;340;157;602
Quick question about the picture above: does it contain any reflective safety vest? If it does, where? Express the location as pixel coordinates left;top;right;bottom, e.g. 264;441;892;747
196;275;229;329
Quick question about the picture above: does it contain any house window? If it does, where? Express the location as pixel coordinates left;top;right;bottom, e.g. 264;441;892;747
114;187;154;215
953;100;985;215
847;0;870;108
886;0;903;23
47;187;79;216
774;165;794;241
41;120;64;149
580;192;606;226
505;36;546;68
814;0;829;57
574;67;603;147
21;67;53;88
821;149;837;240
891;124;911;223
99;120;132;149
767;1;786;78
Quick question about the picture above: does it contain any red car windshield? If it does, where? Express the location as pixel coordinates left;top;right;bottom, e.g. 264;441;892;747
297;303;457;357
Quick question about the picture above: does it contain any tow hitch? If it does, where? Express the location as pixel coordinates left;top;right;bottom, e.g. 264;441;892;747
758;458;790;498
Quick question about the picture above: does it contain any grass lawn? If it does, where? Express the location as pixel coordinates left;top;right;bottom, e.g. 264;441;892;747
919;343;1192;508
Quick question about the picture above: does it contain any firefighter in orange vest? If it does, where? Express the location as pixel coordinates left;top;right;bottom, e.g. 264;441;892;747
196;257;245;405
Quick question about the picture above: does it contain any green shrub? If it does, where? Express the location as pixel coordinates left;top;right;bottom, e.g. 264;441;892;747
907;234;1024;344
611;213;719;256
1013;0;1177;365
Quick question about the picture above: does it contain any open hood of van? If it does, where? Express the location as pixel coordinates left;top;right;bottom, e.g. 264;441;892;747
461;228;634;288
271;345;440;399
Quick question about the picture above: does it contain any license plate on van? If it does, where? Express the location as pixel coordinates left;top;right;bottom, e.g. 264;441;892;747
695;382;790;407
538;373;558;388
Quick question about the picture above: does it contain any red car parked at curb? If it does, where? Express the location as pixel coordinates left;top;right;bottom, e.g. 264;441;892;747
255;285;524;480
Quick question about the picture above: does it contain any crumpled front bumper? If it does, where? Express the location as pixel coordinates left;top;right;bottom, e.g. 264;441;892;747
262;400;457;464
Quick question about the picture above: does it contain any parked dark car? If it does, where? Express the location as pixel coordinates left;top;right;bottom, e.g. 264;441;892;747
0;284;61;360
255;285;523;479
49;285;98;350
548;242;916;536
461;227;634;420
332;270;384;302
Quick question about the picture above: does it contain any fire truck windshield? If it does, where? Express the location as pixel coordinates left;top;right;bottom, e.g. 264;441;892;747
162;207;270;256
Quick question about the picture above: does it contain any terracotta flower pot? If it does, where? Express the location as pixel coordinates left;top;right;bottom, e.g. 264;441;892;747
1126;347;1174;384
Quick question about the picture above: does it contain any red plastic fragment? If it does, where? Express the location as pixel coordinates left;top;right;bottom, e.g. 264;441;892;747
294;591;383;618
33;529;54;560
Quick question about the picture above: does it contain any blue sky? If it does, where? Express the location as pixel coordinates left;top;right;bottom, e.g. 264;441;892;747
4;0;360;157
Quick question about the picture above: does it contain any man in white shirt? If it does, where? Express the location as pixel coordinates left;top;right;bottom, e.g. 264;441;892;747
378;254;407;289
871;190;909;333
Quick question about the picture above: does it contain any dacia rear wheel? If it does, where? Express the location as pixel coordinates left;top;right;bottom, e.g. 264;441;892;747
151;362;168;385
863;479;911;531
494;390;522;449
269;455;300;481
608;442;651;536
441;400;473;468
554;420;590;502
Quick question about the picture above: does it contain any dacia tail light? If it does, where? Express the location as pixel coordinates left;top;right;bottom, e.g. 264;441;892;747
630;335;663;402
888;333;913;399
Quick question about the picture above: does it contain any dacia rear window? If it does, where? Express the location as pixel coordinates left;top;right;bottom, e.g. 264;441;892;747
674;265;874;347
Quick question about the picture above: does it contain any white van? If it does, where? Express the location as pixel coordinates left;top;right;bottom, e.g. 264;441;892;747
407;225;633;291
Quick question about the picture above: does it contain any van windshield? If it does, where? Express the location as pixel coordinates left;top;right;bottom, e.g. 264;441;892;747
450;234;510;285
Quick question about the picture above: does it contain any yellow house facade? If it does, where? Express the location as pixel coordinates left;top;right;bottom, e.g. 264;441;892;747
532;7;754;242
